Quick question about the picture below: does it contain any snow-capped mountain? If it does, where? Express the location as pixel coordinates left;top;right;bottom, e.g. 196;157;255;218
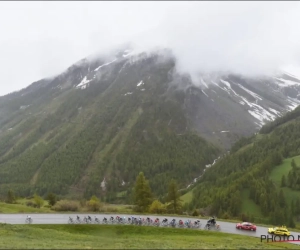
69;49;300;148
2;47;300;150
1;46;300;198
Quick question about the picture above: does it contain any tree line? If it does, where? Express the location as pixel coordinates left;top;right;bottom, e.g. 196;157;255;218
281;159;300;190
133;172;183;214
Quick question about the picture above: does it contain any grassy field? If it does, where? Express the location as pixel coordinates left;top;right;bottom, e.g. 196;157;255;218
0;223;296;249
181;188;194;204
270;155;300;204
0;198;133;214
0;201;52;213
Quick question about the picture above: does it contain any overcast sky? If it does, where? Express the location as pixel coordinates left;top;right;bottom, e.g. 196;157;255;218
0;1;300;96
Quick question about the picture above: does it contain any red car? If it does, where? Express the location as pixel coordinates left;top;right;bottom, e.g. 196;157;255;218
236;222;256;231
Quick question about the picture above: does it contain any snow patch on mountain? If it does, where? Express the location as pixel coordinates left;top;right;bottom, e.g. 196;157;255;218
201;89;209;97
122;49;135;58
200;78;209;88
76;76;92;89
137;80;144;87
287;97;300;111
94;59;117;72
212;80;228;93
247;102;277;125
268;108;282;116
274;77;300;87
282;71;300;80
209;79;285;126
237;84;263;101
220;79;231;89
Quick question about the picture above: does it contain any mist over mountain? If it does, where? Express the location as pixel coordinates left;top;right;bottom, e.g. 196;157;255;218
0;46;300;201
1;2;300;96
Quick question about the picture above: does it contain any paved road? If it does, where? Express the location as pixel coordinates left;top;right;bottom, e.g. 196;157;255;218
0;213;299;245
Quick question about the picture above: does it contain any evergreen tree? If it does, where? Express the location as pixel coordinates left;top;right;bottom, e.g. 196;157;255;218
133;172;153;212
291;200;295;215
296;198;300;215
6;189;16;204
287;208;296;228
46;192;57;206
278;190;286;208
291;159;297;169
274;208;285;225
281;175;286;187
167;179;182;214
271;152;282;166
287;171;293;187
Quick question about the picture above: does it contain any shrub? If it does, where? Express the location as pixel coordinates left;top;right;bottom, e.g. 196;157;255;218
222;212;231;219
52;200;79;211
80;199;87;207
26;201;37;208
87;195;102;212
99;206;118;213
149;200;167;214
34;194;44;208
45;193;57;206
192;209;199;216
240;213;249;222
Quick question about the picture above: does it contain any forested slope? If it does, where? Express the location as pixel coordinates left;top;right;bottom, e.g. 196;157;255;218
188;105;300;225
0;52;220;201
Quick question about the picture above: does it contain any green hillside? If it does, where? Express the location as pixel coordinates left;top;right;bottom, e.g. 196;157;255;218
0;55;220;202
187;105;300;226
269;155;300;204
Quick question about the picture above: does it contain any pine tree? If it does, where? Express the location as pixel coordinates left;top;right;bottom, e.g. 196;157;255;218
167;179;182;214
218;207;223;218
133;172;153;212
6;189;15;204
278;190;286;208
46;192;57;206
281;175;286;187
296;198;300;215
287;171;293;187
274;208;285;225
291;159;297;169
291;200;295;215
287;208;296;228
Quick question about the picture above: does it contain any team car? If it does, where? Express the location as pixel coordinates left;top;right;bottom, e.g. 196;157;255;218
236;222;256;231
268;226;291;236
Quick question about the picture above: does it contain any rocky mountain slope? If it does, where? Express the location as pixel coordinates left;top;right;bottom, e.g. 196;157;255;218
0;47;299;201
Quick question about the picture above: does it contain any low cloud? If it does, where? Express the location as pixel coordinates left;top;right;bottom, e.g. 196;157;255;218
131;2;300;78
0;2;300;95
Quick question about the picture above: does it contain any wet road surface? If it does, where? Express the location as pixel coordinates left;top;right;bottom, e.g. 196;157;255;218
0;213;299;245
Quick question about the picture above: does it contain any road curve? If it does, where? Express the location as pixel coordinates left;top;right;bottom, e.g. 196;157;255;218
0;213;299;245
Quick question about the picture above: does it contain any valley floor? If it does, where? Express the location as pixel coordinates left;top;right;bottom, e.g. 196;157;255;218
0;224;296;249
